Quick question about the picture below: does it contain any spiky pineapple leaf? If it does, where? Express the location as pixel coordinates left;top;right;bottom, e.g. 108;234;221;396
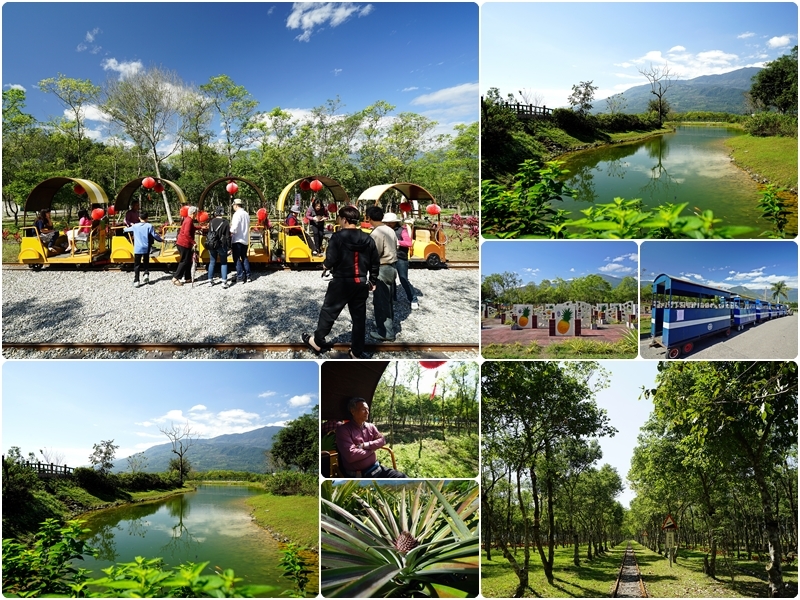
321;566;388;591
425;481;474;541
429;582;471;598
326;562;402;598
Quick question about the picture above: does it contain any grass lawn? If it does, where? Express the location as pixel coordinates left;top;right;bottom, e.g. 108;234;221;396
245;493;318;550
608;127;674;144
386;433;478;478
481;543;625;598
482;338;637;359
725;135;798;189
631;540;798;598
640;315;652;335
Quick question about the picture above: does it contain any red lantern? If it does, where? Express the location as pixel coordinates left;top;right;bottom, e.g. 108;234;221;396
142;176;156;189
420;360;447;369
299;180;311;191
399;201;412;213
426;203;441;216
108;206;116;216
327;202;337;214
180;206;189;218
226;181;239;195
91;208;105;221
310;179;323;192
73;184;85;196
257;208;267;221
153;182;165;193
198;211;209;223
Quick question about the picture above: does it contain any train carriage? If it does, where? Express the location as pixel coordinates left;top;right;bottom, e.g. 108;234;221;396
18;177;110;269
732;295;757;331
755;299;773;323
650;274;734;358
276;176;349;264
109;177;188;264
357;183;447;269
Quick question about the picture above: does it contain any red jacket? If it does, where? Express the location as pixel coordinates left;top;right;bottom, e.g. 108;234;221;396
176;217;196;248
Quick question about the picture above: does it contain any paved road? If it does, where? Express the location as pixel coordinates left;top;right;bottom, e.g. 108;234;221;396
641;314;797;360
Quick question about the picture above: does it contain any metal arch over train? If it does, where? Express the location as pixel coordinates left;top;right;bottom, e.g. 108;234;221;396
649;273;791;358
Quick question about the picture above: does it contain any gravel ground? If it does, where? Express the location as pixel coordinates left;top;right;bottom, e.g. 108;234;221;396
640;314;798;360
615;545;643;598
2;267;479;359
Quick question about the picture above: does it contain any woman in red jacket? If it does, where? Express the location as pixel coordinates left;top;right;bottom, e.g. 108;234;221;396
172;206;197;286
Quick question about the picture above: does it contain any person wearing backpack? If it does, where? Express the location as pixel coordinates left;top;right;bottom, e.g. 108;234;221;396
205;206;231;288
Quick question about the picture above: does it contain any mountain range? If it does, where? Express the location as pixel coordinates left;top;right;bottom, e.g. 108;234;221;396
594;67;762;115
115;425;283;474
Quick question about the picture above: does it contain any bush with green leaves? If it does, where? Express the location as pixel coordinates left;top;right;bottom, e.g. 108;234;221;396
744;112;798;137
2;518;276;598
263;471;317;497
321;480;479;598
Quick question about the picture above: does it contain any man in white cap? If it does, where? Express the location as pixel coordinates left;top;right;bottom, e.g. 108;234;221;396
229;198;251;284
366;205;397;341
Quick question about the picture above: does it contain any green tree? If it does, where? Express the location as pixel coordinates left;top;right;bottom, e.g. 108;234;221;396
2;89;40;225
770;280;790;303
269;406;318;473
567;81;599;115
89;440;119;475
638;63;676;127
606;93;627;115
751;46;798;114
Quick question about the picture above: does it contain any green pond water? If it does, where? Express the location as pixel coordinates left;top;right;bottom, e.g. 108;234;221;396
76;485;306;597
559;126;768;233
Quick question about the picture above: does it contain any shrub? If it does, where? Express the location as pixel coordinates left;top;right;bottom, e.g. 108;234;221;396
596;112;659;133
552;108;598;136
744;112;798;137
72;467;118;495
117;471;180;492
263;471;317;497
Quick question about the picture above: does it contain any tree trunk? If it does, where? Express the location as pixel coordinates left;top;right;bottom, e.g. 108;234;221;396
755;469;784;597
573;531;580;567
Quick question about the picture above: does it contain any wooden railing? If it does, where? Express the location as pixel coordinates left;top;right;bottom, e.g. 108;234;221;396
502;103;553;119
3;456;76;478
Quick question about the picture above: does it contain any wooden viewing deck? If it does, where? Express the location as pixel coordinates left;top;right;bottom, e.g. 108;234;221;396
483;98;554;119
3;456;76;478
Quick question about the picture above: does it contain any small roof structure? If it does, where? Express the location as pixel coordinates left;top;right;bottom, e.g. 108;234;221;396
277;176;350;214
652;273;733;299
320;361;389;421
198;176;267;212
357;182;436;205
113;177;187;212
24;177;109;213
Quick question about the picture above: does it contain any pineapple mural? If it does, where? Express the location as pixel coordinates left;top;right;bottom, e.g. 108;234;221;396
519;306;531;328
556;307;573;335
512;304;535;328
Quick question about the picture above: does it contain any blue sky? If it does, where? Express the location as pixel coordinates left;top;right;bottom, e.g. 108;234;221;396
481;240;638;283
2;2;477;142
592;361;659;508
482;2;798;108
641;240;798;292
2;361;319;468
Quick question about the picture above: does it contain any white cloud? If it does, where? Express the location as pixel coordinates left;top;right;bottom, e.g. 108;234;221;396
289;393;314;407
668;45;686;53
286;2;374;42
570;268;575;272
258;391;277;398
266;421;288;427
612;253;638;263
402;86;419;92
332;68;342;76
4;83;26;91
86;27;100;43
599;263;633;273
101;58;143;80
738;32;755;39
411;82;478;107
768;35;793;49
189;404;207;412
64;103;110;123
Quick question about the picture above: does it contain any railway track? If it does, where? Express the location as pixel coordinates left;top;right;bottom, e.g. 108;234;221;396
2;261;478;271
2;341;478;359
612;543;647;598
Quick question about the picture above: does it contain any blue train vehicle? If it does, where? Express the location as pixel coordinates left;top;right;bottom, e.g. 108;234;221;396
650;274;734;358
732;295;757;331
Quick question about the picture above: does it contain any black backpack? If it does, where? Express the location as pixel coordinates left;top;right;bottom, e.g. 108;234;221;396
206;218;227;250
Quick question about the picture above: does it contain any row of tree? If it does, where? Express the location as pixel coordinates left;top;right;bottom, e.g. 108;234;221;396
482;271;638;307
3;69;478;224
627;362;797;597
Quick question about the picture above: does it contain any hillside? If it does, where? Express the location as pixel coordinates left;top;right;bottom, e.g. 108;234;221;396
595;67;761;114
116;425;284;474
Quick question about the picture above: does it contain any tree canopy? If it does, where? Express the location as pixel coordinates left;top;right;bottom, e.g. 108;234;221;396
269;406;318;474
751;47;799;114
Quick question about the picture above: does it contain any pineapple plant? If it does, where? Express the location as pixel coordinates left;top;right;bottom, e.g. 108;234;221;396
557;307;572;334
518;306;530;327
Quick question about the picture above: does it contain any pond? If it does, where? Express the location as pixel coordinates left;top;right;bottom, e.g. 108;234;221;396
558;126;774;233
76;485;313;597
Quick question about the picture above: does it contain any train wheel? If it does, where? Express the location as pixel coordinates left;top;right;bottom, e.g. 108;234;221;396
667;347;681;359
425;253;442;269
682;342;694;355
29;263;43;271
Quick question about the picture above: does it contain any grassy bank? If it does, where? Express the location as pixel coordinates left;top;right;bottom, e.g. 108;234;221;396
387;434;479;478
725;135;798;189
483;336;638;359
245;493;318;549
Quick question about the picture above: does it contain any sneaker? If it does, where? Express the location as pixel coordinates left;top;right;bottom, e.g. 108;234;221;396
208;278;215;286
172;278;183;287
411;300;419;310
369;331;396;342
222;282;230;289
133;281;141;288
143;273;150;284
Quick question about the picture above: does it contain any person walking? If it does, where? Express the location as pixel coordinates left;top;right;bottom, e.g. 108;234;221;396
205;206;231;288
172;206;197;286
302;205;379;360
229;198;251;285
384;213;419;310
124;211;163;287
366;205;398;341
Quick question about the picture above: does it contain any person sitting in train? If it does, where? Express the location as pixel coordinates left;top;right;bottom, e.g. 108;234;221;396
335;397;406;478
124;200;141;227
286;204;314;248
305;198;329;256
34;209;59;253
66;209;92;252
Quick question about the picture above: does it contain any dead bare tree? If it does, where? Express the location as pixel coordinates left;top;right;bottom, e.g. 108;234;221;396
517;88;545;107
159;422;196;486
638;63;676;127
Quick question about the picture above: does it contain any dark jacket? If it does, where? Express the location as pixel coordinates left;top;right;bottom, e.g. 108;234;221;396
324;228;379;286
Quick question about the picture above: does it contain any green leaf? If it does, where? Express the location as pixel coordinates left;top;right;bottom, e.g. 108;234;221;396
327;563;402;598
